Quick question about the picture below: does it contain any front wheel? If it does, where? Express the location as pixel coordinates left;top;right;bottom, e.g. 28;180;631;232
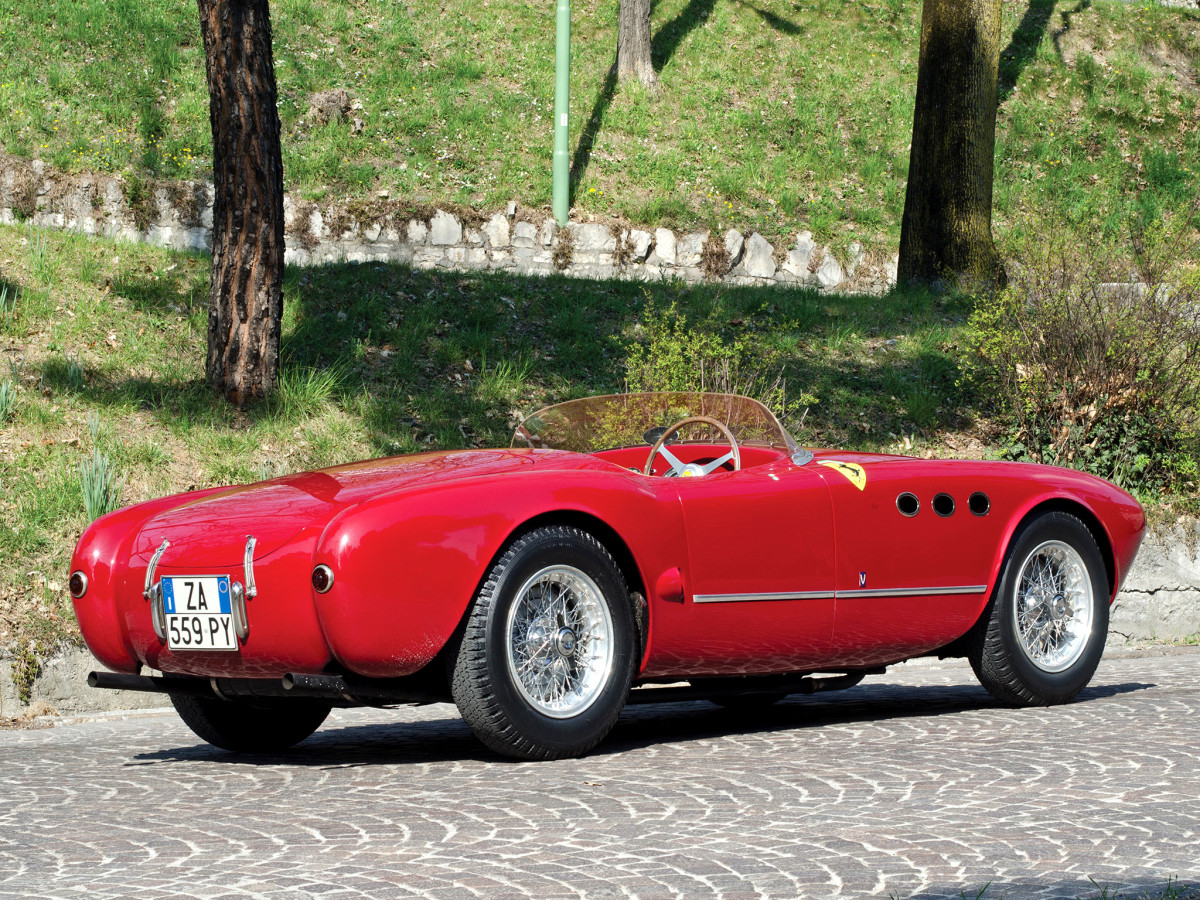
169;694;331;752
968;511;1109;706
450;525;637;760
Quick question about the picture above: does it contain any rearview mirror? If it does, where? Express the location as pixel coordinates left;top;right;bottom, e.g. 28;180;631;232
643;426;680;446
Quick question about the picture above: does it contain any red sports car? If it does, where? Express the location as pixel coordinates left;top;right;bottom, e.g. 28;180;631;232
71;392;1146;759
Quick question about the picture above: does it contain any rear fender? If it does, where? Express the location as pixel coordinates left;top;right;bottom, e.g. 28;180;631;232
313;470;676;678
70;488;229;673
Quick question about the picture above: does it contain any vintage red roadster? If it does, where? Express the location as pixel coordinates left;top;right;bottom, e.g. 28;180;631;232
71;392;1146;759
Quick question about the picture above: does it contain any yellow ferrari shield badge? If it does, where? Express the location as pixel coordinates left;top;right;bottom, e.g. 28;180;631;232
818;460;867;491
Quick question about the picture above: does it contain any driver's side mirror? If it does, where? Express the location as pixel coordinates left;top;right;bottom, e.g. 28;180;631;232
643;426;680;446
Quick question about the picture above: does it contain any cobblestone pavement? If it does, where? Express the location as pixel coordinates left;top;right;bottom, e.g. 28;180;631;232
2;651;1199;900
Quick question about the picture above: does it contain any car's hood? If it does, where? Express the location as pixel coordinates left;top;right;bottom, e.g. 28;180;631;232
133;448;570;565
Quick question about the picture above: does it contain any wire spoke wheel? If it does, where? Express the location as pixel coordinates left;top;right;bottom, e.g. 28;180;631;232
505;565;614;718
1012;540;1094;673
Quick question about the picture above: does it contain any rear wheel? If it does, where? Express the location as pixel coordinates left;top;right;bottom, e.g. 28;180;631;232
169;694;331;752
968;511;1109;706
451;525;637;760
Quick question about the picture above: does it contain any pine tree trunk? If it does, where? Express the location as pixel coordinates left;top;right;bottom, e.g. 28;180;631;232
197;0;285;406
617;0;657;88
897;0;1005;288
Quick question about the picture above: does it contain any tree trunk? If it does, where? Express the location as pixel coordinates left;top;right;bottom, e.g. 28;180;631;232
617;0;657;88
197;0;285;406
897;0;1005;288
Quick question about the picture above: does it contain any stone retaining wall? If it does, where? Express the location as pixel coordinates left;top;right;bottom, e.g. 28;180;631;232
0;155;896;293
1110;518;1200;642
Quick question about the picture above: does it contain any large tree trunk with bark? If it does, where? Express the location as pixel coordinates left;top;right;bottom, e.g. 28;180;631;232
197;0;285;406
898;0;1005;288
617;0;657;88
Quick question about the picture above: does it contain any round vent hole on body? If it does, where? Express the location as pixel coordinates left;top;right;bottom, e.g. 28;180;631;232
933;493;955;517
969;492;990;516
896;492;920;517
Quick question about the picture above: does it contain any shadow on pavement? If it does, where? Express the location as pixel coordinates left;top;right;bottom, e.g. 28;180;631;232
910;874;1196;900
130;680;1155;768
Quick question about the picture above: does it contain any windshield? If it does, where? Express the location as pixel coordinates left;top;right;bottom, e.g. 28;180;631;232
512;392;797;454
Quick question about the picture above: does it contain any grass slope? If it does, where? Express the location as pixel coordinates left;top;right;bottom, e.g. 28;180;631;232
0;0;1196;252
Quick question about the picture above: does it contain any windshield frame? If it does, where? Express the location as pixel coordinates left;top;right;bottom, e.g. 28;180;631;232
511;392;798;455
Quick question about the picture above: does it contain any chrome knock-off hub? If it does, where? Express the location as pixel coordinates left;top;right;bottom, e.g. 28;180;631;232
555;627;577;658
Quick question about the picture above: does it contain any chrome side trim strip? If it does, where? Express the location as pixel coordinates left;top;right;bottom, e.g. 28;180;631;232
840;585;988;598
691;584;988;603
693;591;837;604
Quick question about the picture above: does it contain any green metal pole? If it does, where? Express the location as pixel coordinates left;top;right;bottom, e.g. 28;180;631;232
552;0;570;226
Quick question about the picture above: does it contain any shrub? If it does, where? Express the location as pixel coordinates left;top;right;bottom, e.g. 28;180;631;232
965;224;1200;493
624;298;812;426
123;172;156;232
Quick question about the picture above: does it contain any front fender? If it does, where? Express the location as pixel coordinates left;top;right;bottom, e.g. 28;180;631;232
982;466;1146;612
312;470;676;678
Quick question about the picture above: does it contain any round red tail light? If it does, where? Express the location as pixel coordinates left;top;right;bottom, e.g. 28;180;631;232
69;571;88;599
312;565;334;593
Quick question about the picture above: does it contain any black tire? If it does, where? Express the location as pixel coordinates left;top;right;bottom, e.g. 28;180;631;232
169;694;331;752
967;511;1109;706
450;525;637;760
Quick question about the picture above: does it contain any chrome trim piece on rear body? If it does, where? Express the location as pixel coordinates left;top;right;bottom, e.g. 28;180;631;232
150;583;167;641
143;539;171;642
693;584;988;603
230;581;249;641
243;536;258;599
143;539;170;600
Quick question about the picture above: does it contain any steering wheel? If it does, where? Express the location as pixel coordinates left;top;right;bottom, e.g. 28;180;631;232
643;416;742;477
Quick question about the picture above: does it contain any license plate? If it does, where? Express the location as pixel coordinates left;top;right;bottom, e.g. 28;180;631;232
162;576;237;651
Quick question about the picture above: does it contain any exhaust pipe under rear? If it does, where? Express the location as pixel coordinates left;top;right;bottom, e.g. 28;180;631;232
87;670;447;706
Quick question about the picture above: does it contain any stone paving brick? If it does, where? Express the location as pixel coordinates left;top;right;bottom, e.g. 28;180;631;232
2;653;1199;899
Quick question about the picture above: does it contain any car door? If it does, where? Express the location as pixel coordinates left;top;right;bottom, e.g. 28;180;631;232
815;456;1001;666
664;457;837;675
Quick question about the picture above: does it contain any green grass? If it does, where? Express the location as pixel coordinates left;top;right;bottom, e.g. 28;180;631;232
0;222;978;666
0;0;1195;254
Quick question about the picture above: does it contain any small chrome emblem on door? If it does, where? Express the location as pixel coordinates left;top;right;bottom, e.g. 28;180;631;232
859;571;867;588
